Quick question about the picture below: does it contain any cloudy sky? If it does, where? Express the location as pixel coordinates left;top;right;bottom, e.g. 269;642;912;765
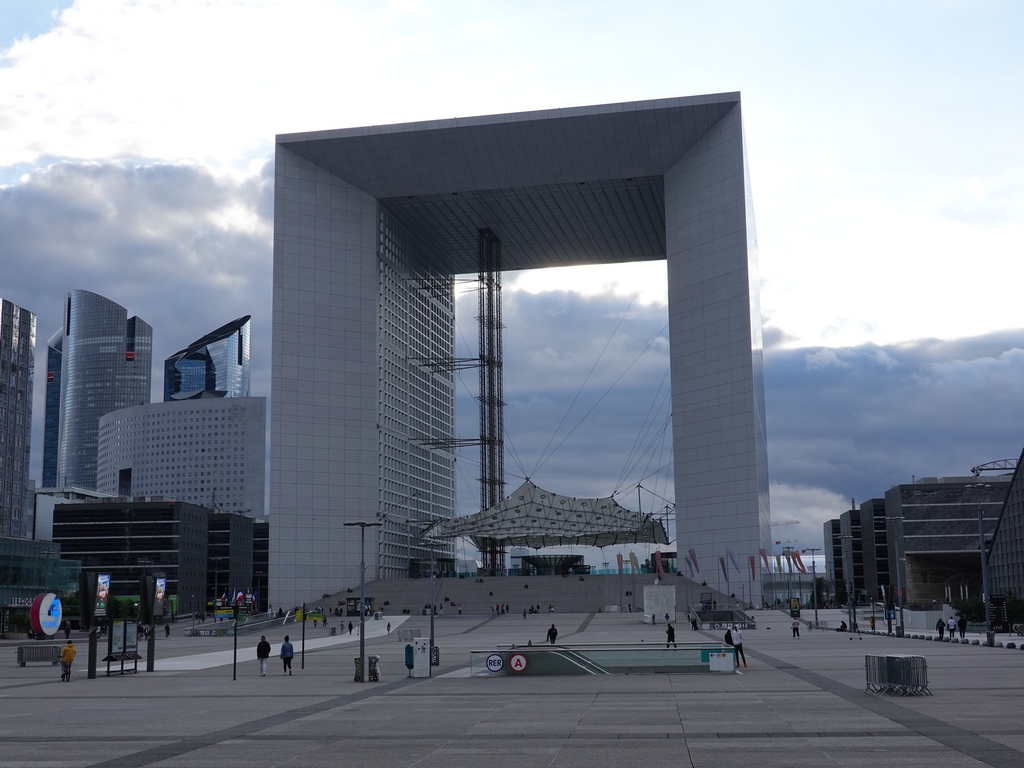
2;1;1022;567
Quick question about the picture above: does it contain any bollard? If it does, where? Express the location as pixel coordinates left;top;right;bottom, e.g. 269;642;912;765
353;656;362;682
430;646;440;667
368;655;380;682
405;644;414;677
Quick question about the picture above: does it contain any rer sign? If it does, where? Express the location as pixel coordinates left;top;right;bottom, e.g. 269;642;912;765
30;592;62;636
485;654;504;673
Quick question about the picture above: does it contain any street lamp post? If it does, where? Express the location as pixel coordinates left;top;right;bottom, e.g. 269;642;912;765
344;521;382;681
806;547;820;627
884;515;906;635
965;484;993;645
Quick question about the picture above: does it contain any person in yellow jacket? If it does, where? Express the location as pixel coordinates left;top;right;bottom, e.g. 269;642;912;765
60;640;77;682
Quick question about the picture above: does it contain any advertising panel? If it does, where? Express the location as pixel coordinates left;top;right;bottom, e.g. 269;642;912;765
95;574;111;619
125;622;138;654
154;578;166;619
111;620;125;654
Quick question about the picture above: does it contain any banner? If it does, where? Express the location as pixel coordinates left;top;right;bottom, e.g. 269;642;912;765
760;548;771;570
685;557;695;578
774;554;783;574
749;555;757;581
792;551;807;574
95;574;110;619
726;548;740;575
616;553;624;575
653;551;665;579
688;548;700;574
719;556;729;582
629;552;640;575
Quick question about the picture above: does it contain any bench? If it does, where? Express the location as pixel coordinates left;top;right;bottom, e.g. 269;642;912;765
16;645;60;667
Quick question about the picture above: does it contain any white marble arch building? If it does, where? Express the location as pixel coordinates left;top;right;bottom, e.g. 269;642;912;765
271;93;771;609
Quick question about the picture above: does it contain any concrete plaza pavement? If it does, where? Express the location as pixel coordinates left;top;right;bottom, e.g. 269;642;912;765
2;609;1024;768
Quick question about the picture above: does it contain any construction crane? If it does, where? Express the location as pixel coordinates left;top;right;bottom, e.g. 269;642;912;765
771;520;800;526
971;459;1017;477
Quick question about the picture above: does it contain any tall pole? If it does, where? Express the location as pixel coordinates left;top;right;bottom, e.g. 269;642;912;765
968;484;993;643
429;547;436;678
807;547;820;626
301;601;306;670
345;520;382;681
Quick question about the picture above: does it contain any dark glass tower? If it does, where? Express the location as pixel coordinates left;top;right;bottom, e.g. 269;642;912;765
0;299;35;538
164;316;250;401
42;329;62;487
56;290;152;489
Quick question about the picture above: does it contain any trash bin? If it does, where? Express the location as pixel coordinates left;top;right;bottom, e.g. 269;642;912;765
353;656;362;682
405;644;415;677
368;655;380;682
329;626;337;636
986;631;996;647
430;645;440;667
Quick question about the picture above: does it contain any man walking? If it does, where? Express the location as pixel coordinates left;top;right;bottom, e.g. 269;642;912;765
546;624;558;645
256;635;271;676
957;615;967;640
935;618;945;640
60;639;76;682
791;618;800;638
734;626;747;667
280;635;294;675
666;623;677;648
947;616;957;639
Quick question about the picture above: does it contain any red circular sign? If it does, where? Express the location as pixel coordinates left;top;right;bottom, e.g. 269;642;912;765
509;653;528;673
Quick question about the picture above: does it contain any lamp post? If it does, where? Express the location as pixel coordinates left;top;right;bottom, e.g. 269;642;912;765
884;515;906;635
965;484;993;645
806;547;820;627
344;520;382;681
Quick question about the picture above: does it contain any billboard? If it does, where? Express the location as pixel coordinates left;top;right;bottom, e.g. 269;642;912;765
95;574;110;619
154;577;166;619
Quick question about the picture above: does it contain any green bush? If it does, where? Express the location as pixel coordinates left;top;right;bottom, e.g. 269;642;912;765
951;598;985;623
10;612;30;632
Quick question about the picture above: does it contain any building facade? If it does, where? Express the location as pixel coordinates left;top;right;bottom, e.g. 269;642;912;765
42;330;62;488
0;299;35;539
884;476;1011;604
271;94;771;608
53;290;152;490
52;499;209;614
95;397;266;516
164;316;251;401
207;510;253;609
839;506;864;604
823;518;844;595
988;448;1024;600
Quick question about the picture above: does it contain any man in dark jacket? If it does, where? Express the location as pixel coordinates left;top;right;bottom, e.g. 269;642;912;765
256;636;271;676
280;635;294;675
546;624;558;644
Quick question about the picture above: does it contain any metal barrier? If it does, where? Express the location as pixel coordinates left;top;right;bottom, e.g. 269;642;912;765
865;655;931;696
17;645;60;666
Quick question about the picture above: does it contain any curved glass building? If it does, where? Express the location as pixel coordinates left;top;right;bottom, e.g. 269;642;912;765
164;316;250;401
56;290;152;490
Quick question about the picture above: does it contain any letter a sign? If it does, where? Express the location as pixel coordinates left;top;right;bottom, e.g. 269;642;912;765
510;653;528;673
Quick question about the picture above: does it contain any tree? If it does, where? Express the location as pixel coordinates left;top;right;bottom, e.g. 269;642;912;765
834;580;848;606
951;598;985;623
814;577;833;604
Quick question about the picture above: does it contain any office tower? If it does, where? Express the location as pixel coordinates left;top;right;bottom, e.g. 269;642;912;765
55;290;152;490
270;94;770;607
164;316;250;401
41;330;62;488
96;397;266;516
0;299;35;538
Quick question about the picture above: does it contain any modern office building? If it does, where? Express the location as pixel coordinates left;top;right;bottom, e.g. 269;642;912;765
95;397;266;516
30;485;116;541
839;505;864;604
253;517;268;613
271;94;771;608
857;498;891;603
41;330;62;488
988;448;1024;600
52;290;152;490
823;518;844;596
884;476;1011;604
52;499;209;614
0;299;35;539
0;538;80;627
164;316;251;401
207;510;254;609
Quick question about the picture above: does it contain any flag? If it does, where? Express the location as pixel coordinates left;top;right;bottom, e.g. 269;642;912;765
759;548;770;570
688;548;700;574
774;554;783;573
749;554;757;581
654;551;665;579
727;548;740;574
685;557;695;578
719;556;729;582
792;551;807;574
617;553;624;575
629;552;640;575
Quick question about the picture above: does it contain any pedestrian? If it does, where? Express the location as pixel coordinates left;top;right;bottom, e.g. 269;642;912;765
60;639;76;682
62;620;71;640
546;624;558;644
868;616;875;632
164;623;170;638
256;635;271;676
724;625;734;652
523;608;527;619
691;616;699;631
280;635;294;675
734;626;747;667
666;622;677;648
791;618;800;638
947;616;956;638
935;618;945;640
957;615;967;640
387;622;391;634
348;622;353;635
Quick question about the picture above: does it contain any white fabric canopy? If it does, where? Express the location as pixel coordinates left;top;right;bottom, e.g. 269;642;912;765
430;480;669;549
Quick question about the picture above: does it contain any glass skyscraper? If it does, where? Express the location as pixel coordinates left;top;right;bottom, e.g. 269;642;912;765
0;299;35;538
54;290;152;490
42;329;62;488
164;316;250;401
